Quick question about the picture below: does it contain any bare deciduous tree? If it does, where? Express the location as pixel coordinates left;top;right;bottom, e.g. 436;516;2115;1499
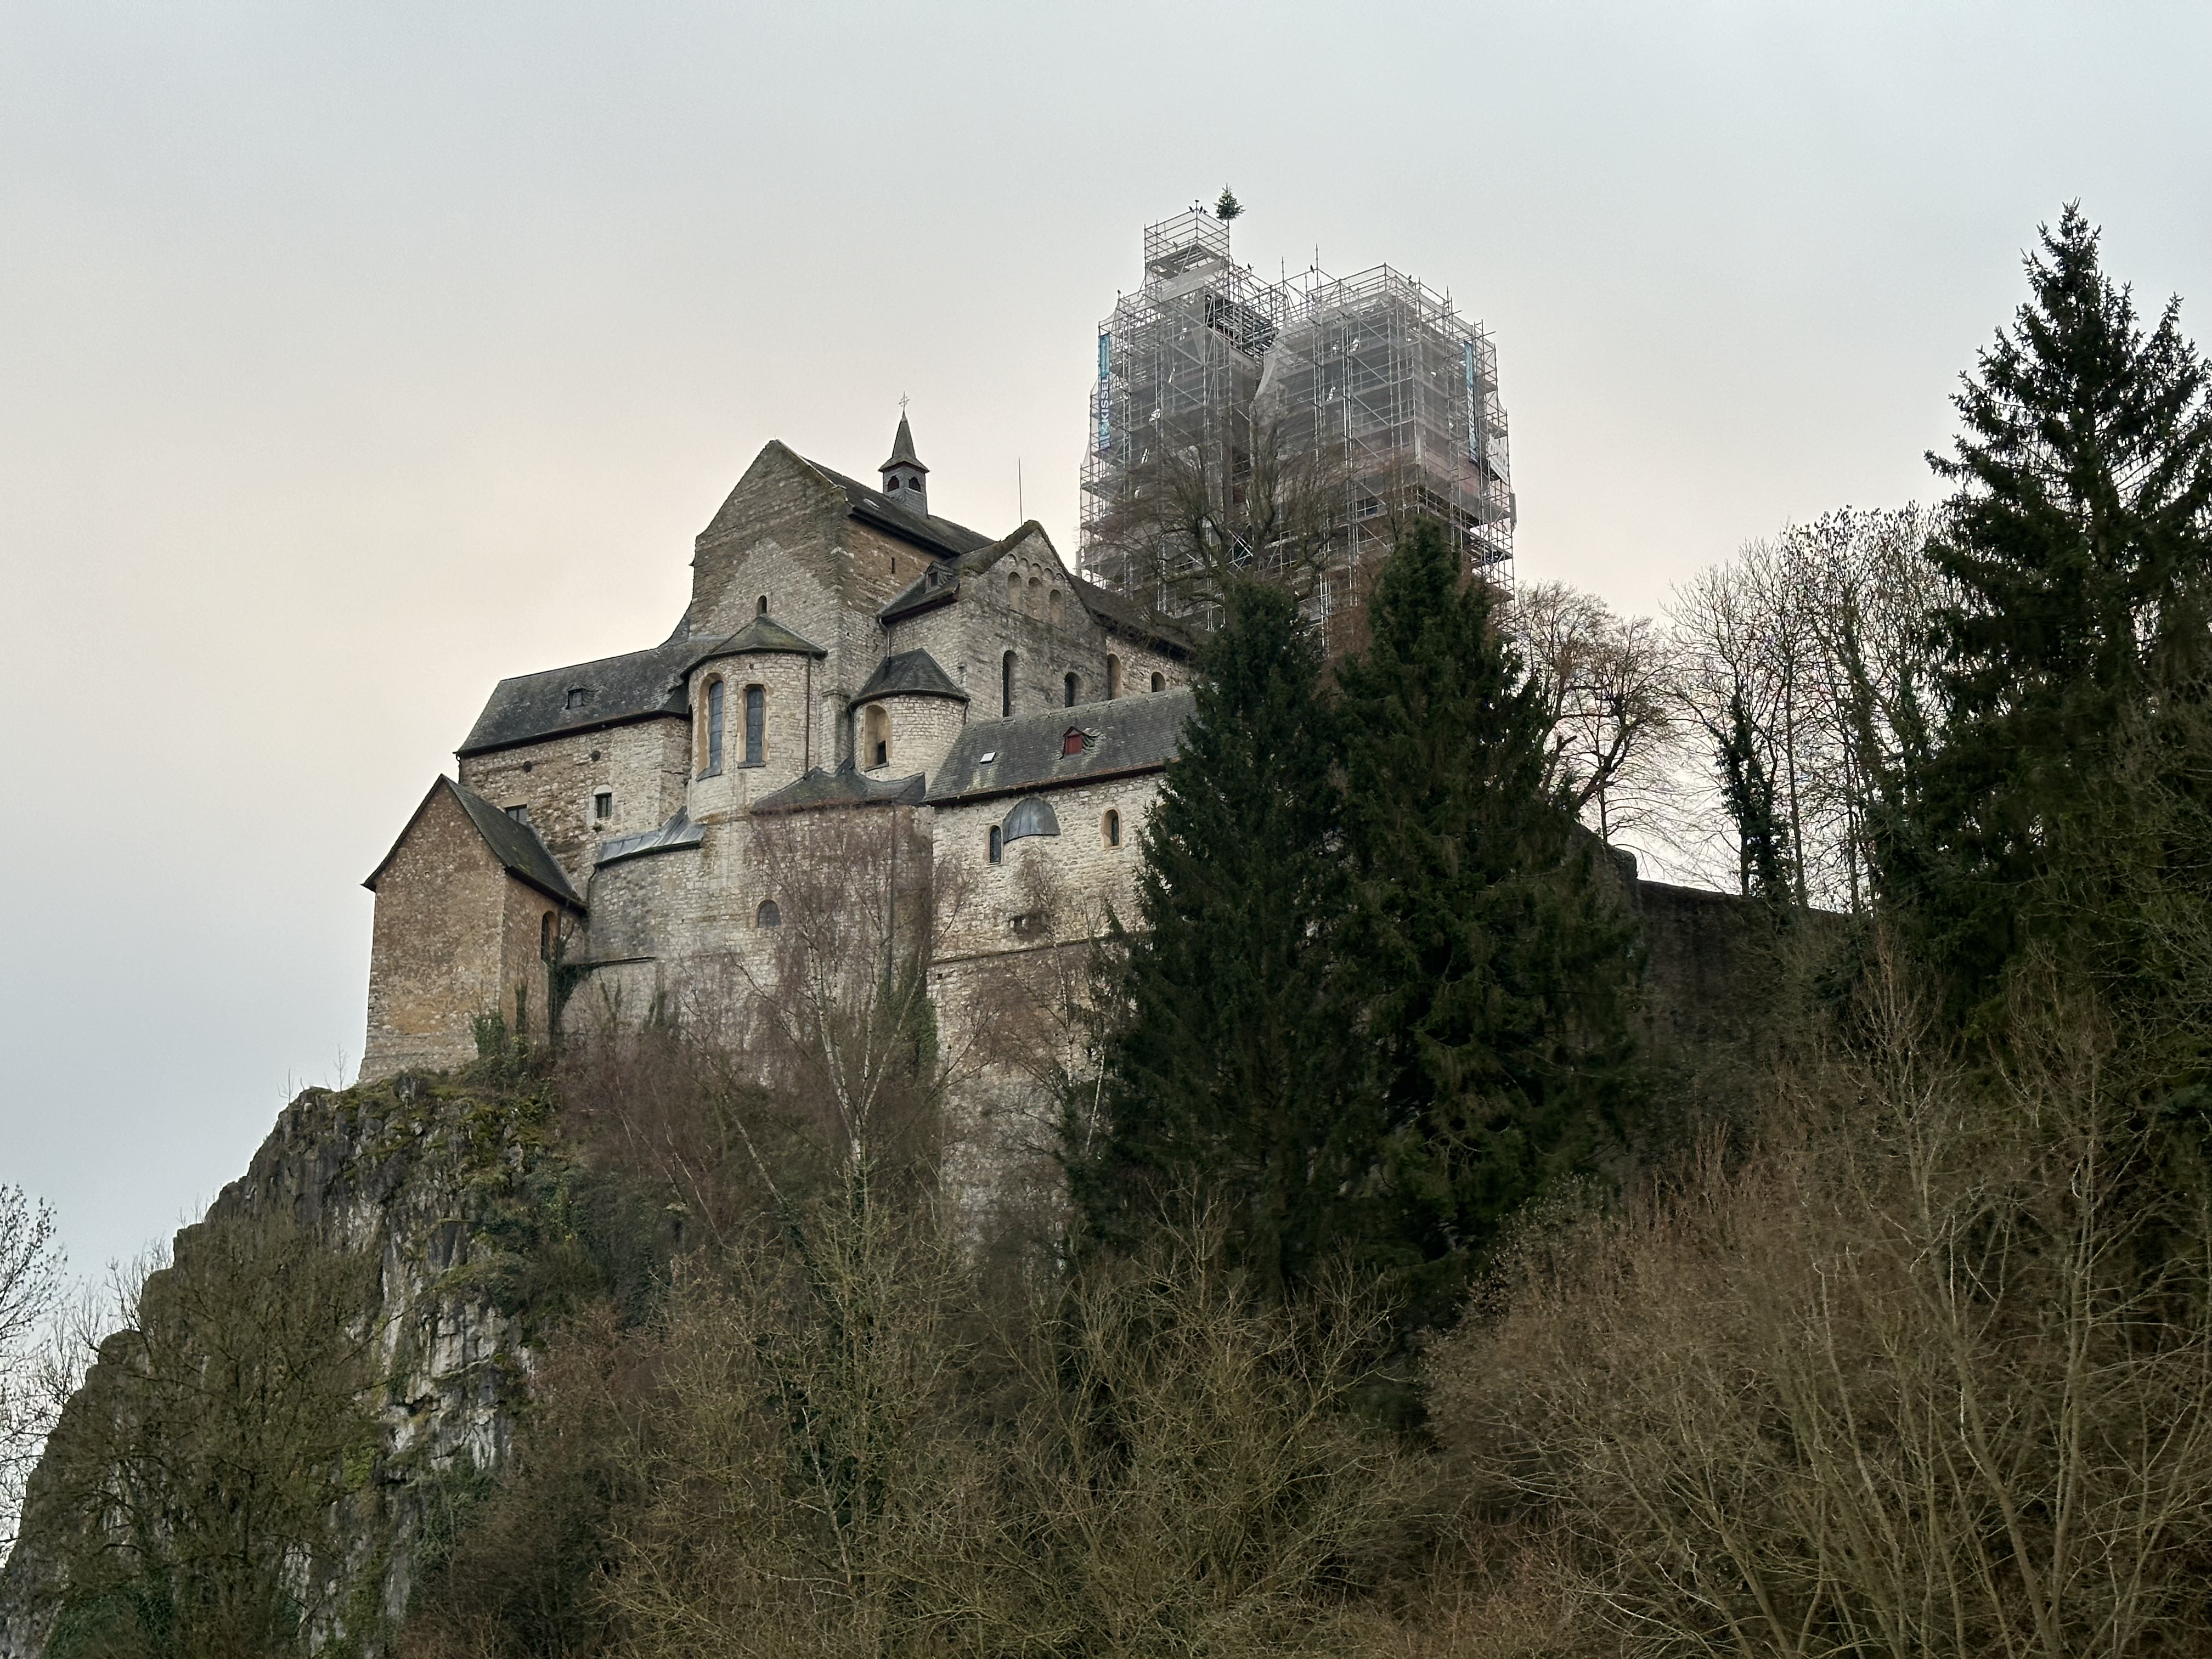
1427;949;2212;1658
1512;580;1684;854
0;1186;64;1558
35;1212;381;1659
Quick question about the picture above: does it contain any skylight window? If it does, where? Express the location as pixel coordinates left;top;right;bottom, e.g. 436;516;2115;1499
978;751;997;765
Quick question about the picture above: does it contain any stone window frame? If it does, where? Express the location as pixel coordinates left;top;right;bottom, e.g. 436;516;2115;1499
1103;808;1122;849
592;789;614;823
741;683;766;768
755;898;782;929
697;674;726;778
861;703;893;770
988;825;1002;864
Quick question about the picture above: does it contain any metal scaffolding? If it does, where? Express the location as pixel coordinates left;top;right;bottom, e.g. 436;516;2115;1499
1079;208;1513;598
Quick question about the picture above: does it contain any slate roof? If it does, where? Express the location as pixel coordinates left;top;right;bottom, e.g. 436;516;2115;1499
925;690;1195;806
879;413;926;475
805;457;995;562
458;637;696;758
853;649;967;706
753;759;929;813
364;777;585;909
679;613;827;669
596;808;707;869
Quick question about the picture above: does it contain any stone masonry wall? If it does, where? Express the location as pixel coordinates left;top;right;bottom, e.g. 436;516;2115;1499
458;717;689;888
363;791;516;1079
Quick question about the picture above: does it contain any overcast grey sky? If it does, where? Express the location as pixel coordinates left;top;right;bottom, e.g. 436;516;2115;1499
3;0;2207;1279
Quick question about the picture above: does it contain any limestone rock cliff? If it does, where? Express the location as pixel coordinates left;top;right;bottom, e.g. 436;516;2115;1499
0;1063;576;1657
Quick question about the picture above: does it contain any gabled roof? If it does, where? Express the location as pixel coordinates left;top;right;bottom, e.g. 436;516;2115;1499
803;455;995;561
853;649;967;706
458;636;697;758
879;413;927;475
681;613;827;670
878;557;963;623
596;808;707;869
1070;573;1198;657
926;690;1195;806
364;777;585;909
753;758;928;814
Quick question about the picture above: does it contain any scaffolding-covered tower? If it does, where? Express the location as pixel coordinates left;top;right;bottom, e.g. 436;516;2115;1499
1079;207;1513;600
1079;210;1287;589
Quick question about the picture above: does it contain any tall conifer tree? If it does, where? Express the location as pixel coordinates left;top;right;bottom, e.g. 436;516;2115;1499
1891;205;2212;1009
1339;521;1640;1323
1071;581;1371;1298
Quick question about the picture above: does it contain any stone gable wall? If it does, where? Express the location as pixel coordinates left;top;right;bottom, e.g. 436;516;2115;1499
363;791;527;1080
458;718;688;887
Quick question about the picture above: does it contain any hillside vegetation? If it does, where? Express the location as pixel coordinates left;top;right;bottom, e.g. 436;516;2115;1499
8;204;2212;1658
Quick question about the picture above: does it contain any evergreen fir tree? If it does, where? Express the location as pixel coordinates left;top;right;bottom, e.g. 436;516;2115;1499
1338;521;1641;1324
1071;581;1372;1299
1891;205;2212;1011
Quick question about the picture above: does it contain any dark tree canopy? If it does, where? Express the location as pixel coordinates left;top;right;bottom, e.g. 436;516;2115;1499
1337;521;1643;1323
1071;580;1372;1299
1889;205;2212;1012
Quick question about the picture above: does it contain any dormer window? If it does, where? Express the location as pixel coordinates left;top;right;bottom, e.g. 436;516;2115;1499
1062;727;1086;757
566;687;591;710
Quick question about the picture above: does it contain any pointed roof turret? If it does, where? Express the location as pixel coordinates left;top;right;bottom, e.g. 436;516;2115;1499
879;412;928;476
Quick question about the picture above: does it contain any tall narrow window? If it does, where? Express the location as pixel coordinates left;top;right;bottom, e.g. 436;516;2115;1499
704;679;725;775
757;594;769;616
988;825;1002;864
1001;651;1015;718
1063;672;1079;708
1104;809;1121;848
1048;589;1064;625
593;790;613;821
863;704;891;769
743;685;765;765
1107;654;1122;699
540;912;556;959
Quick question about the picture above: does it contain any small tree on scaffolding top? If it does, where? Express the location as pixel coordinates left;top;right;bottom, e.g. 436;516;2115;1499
1214;186;1243;223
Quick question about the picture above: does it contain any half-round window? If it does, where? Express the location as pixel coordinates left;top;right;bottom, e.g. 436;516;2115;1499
755;899;782;929
1002;796;1061;845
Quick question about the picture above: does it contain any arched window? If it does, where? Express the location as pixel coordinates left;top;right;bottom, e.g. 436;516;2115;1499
757;594;769;616
1063;672;1079;708
1001;651;1015;718
1150;671;1165;693
755;899;781;929
743;685;765;766
1007;571;1021;608
1107;654;1122;698
1027;576;1041;613
702;678;725;775
1002;796;1061;844
988;825;1002;864
862;703;891;769
540;911;557;959
886;476;900;491
1103;809;1121;848
1048;589;1064;625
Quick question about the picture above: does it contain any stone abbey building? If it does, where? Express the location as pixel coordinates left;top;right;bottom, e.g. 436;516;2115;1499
359;419;1195;1081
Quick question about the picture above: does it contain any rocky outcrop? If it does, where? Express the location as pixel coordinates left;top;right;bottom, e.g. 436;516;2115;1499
0;1063;574;1657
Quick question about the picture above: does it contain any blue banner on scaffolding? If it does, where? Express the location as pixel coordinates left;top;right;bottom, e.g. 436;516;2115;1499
1464;338;1482;462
